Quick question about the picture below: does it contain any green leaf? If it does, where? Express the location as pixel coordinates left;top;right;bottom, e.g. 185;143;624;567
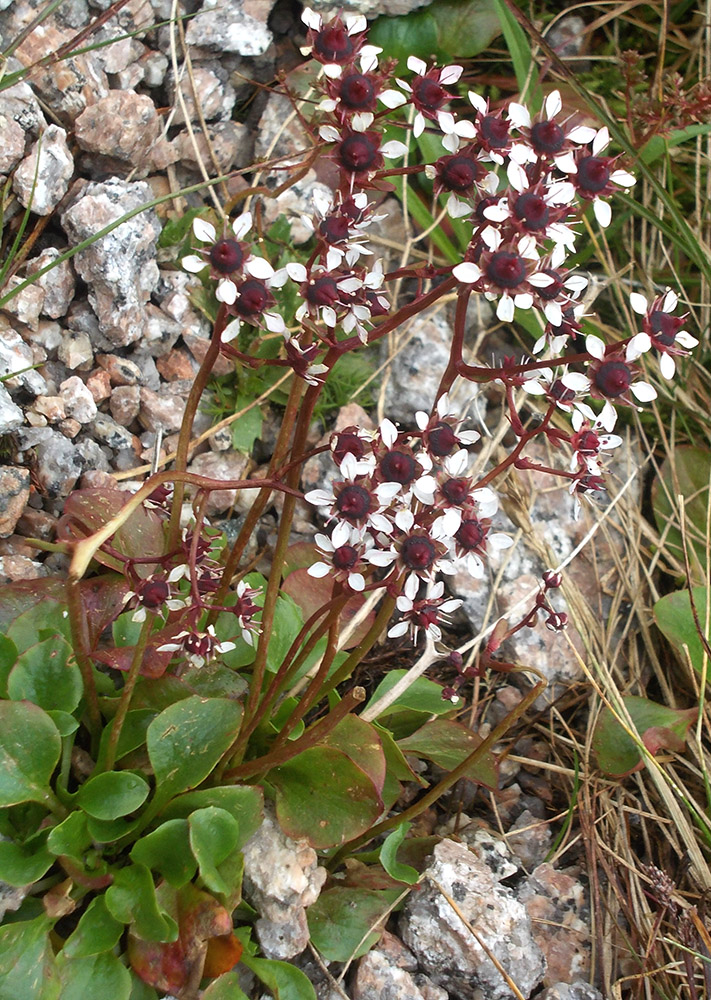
230;393;263;454
188;807;241;894
47;711;79;737
0;837;53;886
158;206;204;249
0;915;60;999
592;695;695;777
640;123;711;165
489;0;541;107
62;897;125;959
7;636;81;714
57;951;131;1000
113;611;144;648
6;601;71;654
131;820;196;887
380;823;419;885
654;586;710;677
0;634;18;696
96;709;155;770
46;811;91;860
86;815;141;843
651;446;711;582
266;595;304;674
398;718;498;789
240;953;317;1000
0;701;61;807
202;972;250;1000
369;0;501;65
307;888;402;962
76;771;150;820
147;696;242;811
105;863;178;943
322;715;386;795
269;746;382;849
160;785;263;849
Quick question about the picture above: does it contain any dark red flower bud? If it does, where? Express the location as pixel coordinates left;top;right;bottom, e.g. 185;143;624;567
594;360;631;397
427;421;458;456
333;544;359;570
339;72;376;109
401;534;436;571
576;156;611;194
336;484;372;522
513;192;550;231
338;132;379;172
456;517;485;551
234;279;269;316
480;115;510;146
138;579;170;608
313;23;355;62
380;449;417;485
531;120;565;154
306;275;340;306
441;477;469;505
486;251;526;289
412;75;448;111
332;430;366;466
209;238;244;274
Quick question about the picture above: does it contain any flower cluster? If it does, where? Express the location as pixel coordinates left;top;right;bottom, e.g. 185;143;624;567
305;395;512;642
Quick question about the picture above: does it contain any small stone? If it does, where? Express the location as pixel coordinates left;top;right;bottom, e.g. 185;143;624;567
538;984;603;1000
13;125;74;215
75;436;111;473
0;74;46;139
89;413;138;451
242;807;326;961
0;555;47;583
16;507;56;540
86;370;111;403
155;348;197;382
188;450;251;516
0;113;26;173
167;63;236;124
60;178;160;349
400;839;546;1000
26;248;76;319
96;353;142;386
59;375;98;424
139;49;168;88
109;385;140;426
1;276;45;331
141;303;182;357
32;396;66;422
209;426;232;452
138;387;186;433
74;90;161;168
0;326;46;394
183;331;233;375
58;418;81;438
25;411;47;428
507;809;552;871
34;430;82;497
185;0;273;56
57;330;93;370
28;320;63;354
174;120;252;173
354;951;447;1000
0;467;31;538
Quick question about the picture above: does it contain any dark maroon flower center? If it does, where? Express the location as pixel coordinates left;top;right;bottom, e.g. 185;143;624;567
456;518;485;551
486;251;527;289
594;360;632;397
439;154;479;192
332;431;366;466
537;268;564;301
235;279;268;316
313;24;354;62
427;421;457;456
338;133;379;172
441;477;469;505
138;579;170;608
650;310;682;346
577;430;600;452
319;214;350;244
380;449;417;485
209;238;244;274
401;534;436;571
412;75;448;111
480;115;510;147
416;604;440;628
307;275;340;306
336;484;372;522
550;379;575;403
339;72;375;109
513;192;550;231
576;156;611;194
333;544;359;570
531;120;565;154
185;632;214;657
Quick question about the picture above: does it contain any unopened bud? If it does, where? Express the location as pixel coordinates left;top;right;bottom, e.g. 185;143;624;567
542;569;562;589
545;611;568;631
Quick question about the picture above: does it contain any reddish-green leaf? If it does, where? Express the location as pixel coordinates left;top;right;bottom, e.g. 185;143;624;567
322;715;386;795
593;695;695;777
269;746;382;849
398;718;498;789
307;887;402;962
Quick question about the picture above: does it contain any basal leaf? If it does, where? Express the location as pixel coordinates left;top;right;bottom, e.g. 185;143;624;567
0;701;61;807
160;784;263;849
0;915;60;1000
188;807;241;895
76;771;150;821
592;695;695;777
306;887;402;963
57;951;131;1000
47;811;91;860
398;718;498;789
131;820;196;888
369;0;500;65
0;836;53;886
654;587;709;677
105;864;178;942
240;953;317;1000
147;696;242;811
651;446;711;582
8;636;81;714
269;745;382;849
322;715;386;795
62;896;125;959
379;823;419;885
